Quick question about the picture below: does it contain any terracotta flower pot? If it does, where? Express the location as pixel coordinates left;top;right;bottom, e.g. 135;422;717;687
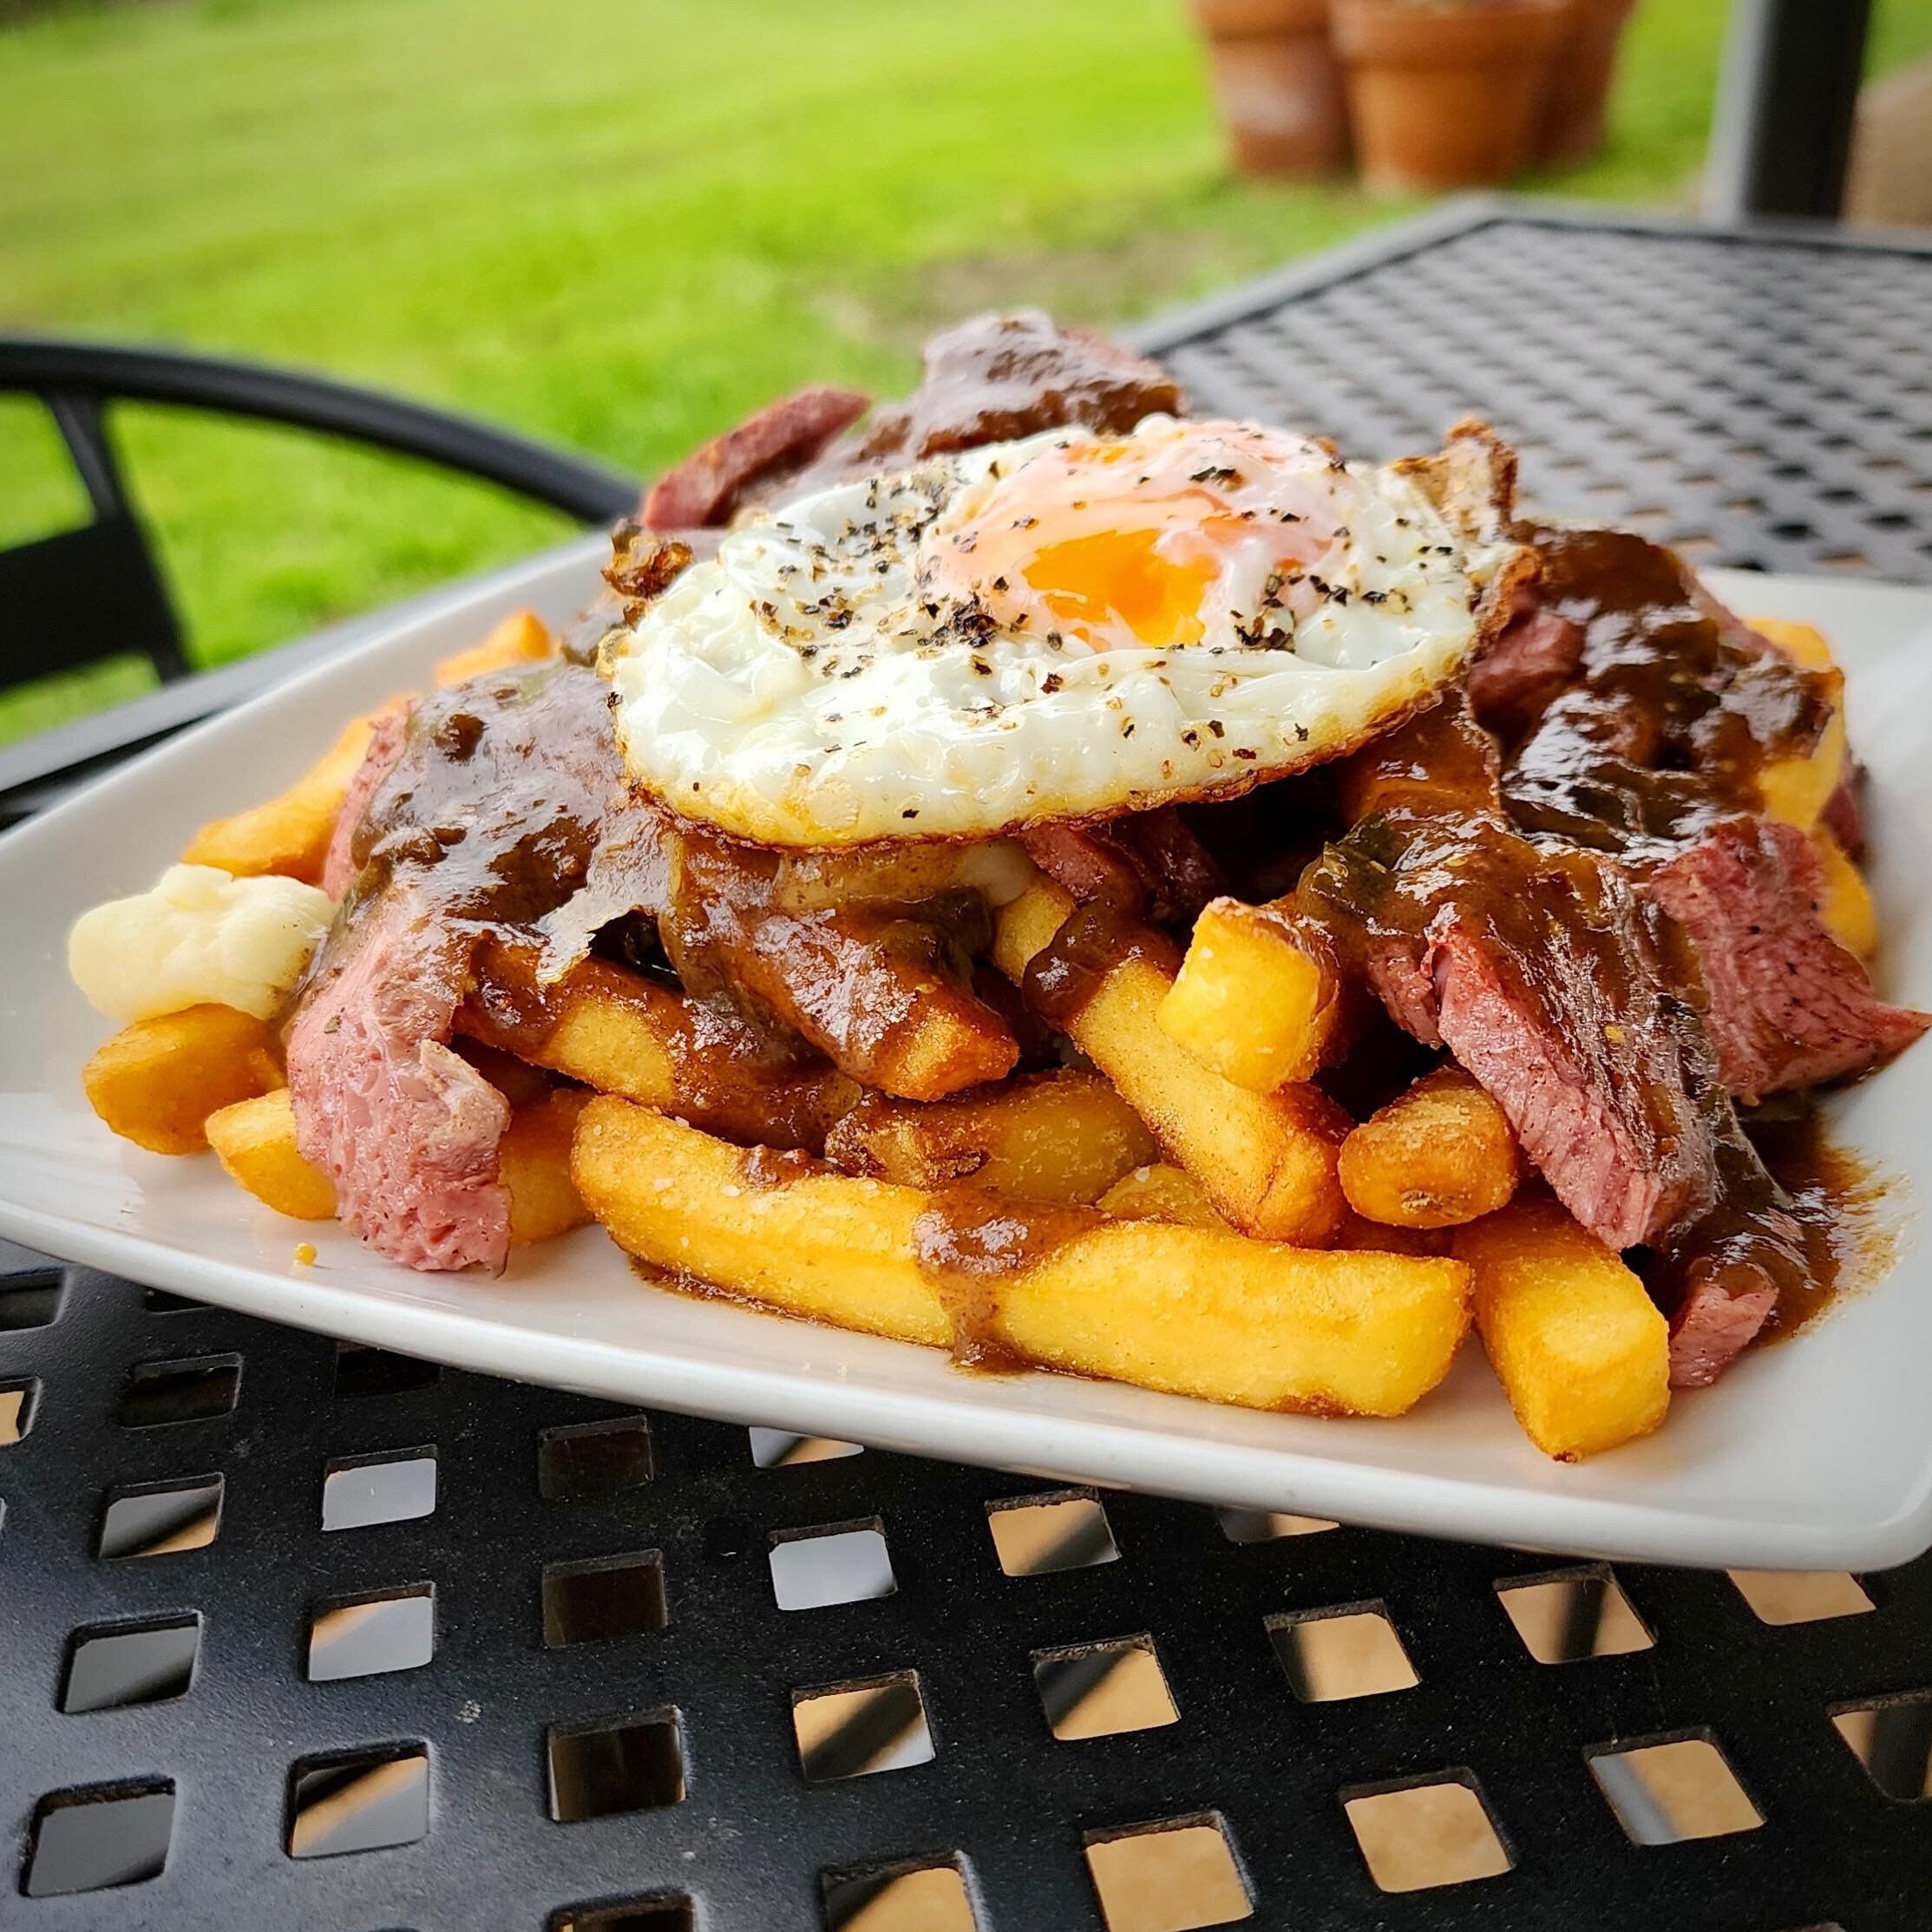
1536;0;1638;162
1193;0;1350;177
1331;0;1571;193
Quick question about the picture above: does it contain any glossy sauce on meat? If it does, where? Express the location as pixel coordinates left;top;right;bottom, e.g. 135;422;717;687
1502;526;1835;857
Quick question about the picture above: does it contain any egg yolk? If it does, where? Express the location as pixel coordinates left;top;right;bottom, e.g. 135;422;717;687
1022;527;1220;646
921;421;1345;655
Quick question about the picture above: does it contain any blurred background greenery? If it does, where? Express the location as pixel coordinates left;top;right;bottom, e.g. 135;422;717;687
3;0;1931;744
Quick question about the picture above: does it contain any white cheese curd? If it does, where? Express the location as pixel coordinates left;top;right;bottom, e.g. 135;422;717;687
607;416;1522;846
68;863;333;1023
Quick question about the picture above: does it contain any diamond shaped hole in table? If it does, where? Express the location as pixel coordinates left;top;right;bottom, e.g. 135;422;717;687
322;1450;436;1531
1035;1634;1178;1740
548;1712;687;1822
822;1857;978;1931
287;1743;429;1857
1731;1569;1874;1625
750;1427;863;1468
543;1551;668;1647
308;1586;436;1681
1269;1604;1418;1702
550;1897;695;1932
1084;1816;1252;1931
1344;1775;1512;1893
1214;1507;1336;1543
334;1342;441;1400
62;1614;200;1713
540;1416;653;1498
141;1286;202;1314
0;1378;36;1445
119;1352;241;1428
986;1491;1117;1575
0;1268;62;1331
1588;1733;1763;1844
1496;1566;1654;1663
795;1673;933;1783
99;1475;223;1559
1831;1692;1932;1800
770;1522;896;1611
24;1780;174;1897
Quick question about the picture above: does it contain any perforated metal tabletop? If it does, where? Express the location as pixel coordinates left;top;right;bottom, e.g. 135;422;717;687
6;205;1932;1932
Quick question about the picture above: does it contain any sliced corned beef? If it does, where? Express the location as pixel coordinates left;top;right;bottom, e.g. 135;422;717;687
1360;902;1718;1251
323;706;411;901
641;386;870;529
287;902;511;1272
1464;598;1583;731
1646;815;1929;1104
1667;1276;1779;1389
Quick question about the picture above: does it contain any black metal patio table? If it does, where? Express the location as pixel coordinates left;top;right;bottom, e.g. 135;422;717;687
5;202;1932;1932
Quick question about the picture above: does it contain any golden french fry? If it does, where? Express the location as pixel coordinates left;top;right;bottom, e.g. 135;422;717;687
459;956;858;1152
573;1097;1472;1418
1339;1065;1520;1229
180;700;405;886
1096;1162;1224;1228
1811;827;1876;959
206;1089;337;1220
1758;696;1844;832
434;608;555;686
82;1005;283;1156
824;1069;1155;1204
1746;615;1835;671
1452;1192;1669;1460
501;1089;591;1245
209;1082;586;1242
1157;896;1340;1090
1741;618;1844;833
991;875;1346;1244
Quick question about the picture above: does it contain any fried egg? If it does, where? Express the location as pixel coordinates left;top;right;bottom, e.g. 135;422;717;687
607;416;1524;846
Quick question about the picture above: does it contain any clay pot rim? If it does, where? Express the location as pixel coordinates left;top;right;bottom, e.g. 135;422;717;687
1192;0;1334;39
1333;0;1572;65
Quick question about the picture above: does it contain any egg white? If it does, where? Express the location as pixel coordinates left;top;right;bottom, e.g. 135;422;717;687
607;420;1521;847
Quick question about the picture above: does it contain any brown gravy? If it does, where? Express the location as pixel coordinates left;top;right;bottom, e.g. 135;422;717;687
1751;1108;1891;1339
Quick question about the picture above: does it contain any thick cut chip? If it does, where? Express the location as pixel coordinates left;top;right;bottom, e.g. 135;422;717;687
1811;828;1876;959
433;608;556;686
1454;1193;1669;1460
82;1005;283;1156
992;874;1347;1244
573;1097;1470;1418
824;1070;1155;1203
182;700;409;885
1158;896;1342;1090
206;1089;337;1220
1339;1066;1521;1229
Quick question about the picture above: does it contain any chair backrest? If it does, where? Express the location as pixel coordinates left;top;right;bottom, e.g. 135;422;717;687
0;337;640;699
3;390;187;690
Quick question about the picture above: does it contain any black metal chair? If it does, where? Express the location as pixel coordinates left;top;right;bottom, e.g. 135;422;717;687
0;337;640;823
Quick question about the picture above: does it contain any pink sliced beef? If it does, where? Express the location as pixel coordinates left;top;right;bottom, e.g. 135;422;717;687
288;901;511;1272
641;385;869;530
1646;816;1928;1105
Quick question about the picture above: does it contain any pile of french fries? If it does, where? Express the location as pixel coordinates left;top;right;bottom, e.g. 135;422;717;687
80;608;1873;1461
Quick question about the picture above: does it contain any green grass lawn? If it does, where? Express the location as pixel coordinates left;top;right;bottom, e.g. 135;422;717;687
3;0;1929;746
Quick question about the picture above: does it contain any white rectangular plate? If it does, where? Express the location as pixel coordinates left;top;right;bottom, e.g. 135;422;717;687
2;546;1928;1571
